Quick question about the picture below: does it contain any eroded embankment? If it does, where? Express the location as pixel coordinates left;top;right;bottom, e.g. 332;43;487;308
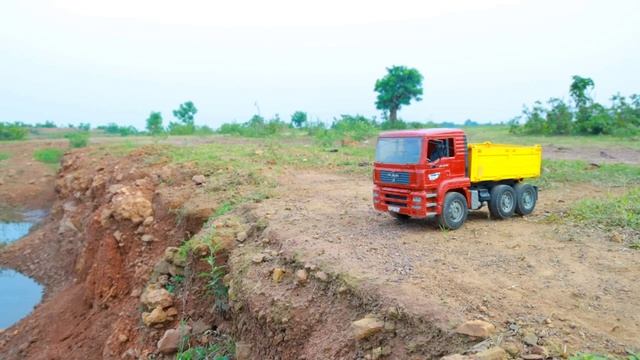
0;147;476;359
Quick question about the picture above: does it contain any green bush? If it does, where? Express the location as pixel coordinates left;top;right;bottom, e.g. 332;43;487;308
217;115;289;138
65;132;89;148
0;123;28;140
33;148;64;164
0;152;9;161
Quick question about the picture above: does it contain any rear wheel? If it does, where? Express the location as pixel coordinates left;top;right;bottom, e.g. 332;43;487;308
514;183;537;215
489;184;516;219
437;192;468;230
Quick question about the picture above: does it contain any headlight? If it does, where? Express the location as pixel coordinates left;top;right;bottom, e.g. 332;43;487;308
412;196;422;203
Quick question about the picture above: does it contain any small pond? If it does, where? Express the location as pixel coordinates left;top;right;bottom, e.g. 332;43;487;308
0;209;46;329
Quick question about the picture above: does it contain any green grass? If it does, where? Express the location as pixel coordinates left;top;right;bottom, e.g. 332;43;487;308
534;160;640;188
570;352;640;360
0;152;9;161
569;188;640;232
33;148;64;164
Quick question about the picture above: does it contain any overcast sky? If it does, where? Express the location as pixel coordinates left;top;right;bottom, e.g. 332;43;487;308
1;0;639;129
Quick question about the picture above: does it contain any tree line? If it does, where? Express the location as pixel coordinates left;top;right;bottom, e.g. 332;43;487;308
510;76;640;136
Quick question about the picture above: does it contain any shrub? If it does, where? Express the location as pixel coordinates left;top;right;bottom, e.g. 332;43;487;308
0;123;28;140
33;148;64;164
0;152;9;161
66;132;89;148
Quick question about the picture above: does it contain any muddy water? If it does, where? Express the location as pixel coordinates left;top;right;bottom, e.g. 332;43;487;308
0;210;45;329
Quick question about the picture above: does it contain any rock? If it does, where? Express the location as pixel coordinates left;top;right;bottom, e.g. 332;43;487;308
502;343;521;357
113;231;123;242
314;271;329;282
191;319;210;335
117;333;129;343
164;247;186;267
192;175;206;185
235;341;251;360
143;216;154;226
142;306;168;326
272;267;286;283
130;288;142;297
529;345;547;357
455;320;496;338
157;329;181;354
252;254;266;264
141;234;155;243
154;260;172;275
609;232;624;243
295;269;308;285
475;347;508;360
365;347;385;360
140;284;173;309
441;355;472;360
58;216;78;234
520;355;544;360
165;307;178;317
456;320;496;338
523;332;538;346
351;316;384;340
236;231;248;242
111;187;153;224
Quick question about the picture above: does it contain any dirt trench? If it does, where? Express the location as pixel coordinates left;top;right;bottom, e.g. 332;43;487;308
0;147;479;359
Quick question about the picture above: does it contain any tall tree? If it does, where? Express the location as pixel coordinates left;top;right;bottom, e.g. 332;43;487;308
569;75;594;108
172;101;198;126
290;111;308;128
146;112;164;135
374;66;423;123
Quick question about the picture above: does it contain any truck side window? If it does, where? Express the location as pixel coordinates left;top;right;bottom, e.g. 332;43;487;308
428;138;455;162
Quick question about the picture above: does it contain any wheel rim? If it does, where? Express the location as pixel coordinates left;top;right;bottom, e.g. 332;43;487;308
448;199;464;223
500;191;514;212
522;189;534;210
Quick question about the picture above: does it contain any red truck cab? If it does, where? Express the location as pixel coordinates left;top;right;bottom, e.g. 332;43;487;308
373;128;470;220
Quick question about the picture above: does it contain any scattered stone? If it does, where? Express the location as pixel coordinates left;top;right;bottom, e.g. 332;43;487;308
314;271;329;282
609;232;624;243
112;187;153;224
165;307;178;317
191;319;210;335
455;320;496;338
236;231;248;242
157;329;181;354
192;175;206;185
117;333;129;343
523;332;538;346
520;354;544;360
235;341;251;360
252;254;266;264
502;343;521;357
441;354;472;360
113;231;123;242
351;316;384;340
272;267;286;283
140;284;173;309
529;345;548;357
130;288;142;298
143;216;154;226
475;347;508;360
142;306;168;327
295;269;308;285
365;347;384;360
141;234;155;243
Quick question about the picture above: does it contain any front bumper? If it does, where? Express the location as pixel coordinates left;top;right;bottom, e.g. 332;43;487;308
372;186;437;218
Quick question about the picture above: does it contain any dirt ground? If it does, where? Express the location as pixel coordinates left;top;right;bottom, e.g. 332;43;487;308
1;137;639;359
257;171;639;354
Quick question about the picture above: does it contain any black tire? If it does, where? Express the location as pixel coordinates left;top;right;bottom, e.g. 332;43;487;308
514;183;537;215
488;184;516;219
437;192;468;230
390;212;410;221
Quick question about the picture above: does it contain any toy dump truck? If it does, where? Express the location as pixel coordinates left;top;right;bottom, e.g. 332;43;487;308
373;128;542;230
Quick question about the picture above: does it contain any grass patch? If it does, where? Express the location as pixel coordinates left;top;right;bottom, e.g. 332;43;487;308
0;152;9;161
177;340;234;360
535;160;640;188
569;188;640;231
570;352;640;360
33;148;64;164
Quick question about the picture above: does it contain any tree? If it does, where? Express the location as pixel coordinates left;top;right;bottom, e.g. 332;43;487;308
291;111;308;128
545;98;572;135
569;75;595;108
173;101;198;126
146;112;164;135
374;66;423;123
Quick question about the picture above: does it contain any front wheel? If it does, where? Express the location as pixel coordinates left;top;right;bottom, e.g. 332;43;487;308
437;192;468;230
489;184;516;219
514;183;537;215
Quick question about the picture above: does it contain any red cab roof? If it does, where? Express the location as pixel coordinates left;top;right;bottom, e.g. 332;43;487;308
378;128;464;138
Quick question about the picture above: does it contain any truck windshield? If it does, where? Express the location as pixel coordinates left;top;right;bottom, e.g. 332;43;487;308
375;137;422;164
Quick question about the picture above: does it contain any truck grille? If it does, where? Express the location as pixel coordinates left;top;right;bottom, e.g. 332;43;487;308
380;171;410;185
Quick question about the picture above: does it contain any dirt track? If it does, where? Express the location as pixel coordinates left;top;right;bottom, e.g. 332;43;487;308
260;170;640;353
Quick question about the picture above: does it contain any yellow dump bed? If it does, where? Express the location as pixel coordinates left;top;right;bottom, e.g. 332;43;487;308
468;142;542;182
